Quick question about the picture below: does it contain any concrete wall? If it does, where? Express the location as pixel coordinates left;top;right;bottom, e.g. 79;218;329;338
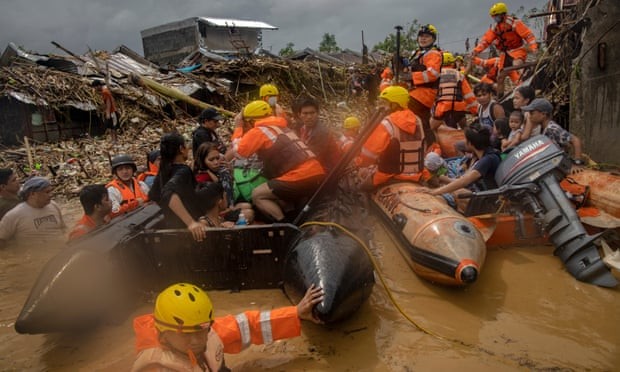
570;0;620;163
142;24;198;67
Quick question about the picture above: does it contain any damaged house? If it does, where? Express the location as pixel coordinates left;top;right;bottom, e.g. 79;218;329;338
141;17;278;66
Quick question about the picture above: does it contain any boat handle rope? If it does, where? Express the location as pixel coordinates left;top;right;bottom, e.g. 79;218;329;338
300;220;529;365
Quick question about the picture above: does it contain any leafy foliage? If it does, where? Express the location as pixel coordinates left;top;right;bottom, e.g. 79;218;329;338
279;42;295;57
318;33;340;53
372;20;421;54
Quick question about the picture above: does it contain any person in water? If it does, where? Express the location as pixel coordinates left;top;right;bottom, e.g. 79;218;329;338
131;282;324;371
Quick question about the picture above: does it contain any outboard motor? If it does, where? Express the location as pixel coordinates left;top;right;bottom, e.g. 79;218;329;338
494;135;617;287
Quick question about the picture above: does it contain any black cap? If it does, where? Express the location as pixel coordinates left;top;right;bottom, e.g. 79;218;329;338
198;108;224;122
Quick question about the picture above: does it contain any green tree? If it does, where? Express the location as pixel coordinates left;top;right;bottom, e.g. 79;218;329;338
279;42;295;57
318;33;340;53
372;20;421;53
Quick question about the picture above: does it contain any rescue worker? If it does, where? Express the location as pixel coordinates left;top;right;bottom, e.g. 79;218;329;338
472;56;501;85
379;67;393;92
356;86;424;189
408;24;443;146
471;2;538;84
231;83;287;143
107;154;150;219
68;184;111;241
225;101;325;223
132;282;324;371
429;52;479;133
338;116;361;153
137;150;160;188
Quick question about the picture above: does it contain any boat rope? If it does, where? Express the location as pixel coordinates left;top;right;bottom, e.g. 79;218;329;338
300;220;546;368
300;220;444;339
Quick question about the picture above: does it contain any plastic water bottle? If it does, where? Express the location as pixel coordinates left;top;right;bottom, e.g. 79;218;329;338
236;212;247;226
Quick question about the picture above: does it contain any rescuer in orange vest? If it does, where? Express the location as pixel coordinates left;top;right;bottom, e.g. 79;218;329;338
338;116;361;153
106;154;149;218
408;24;443;146
225;100;325;222
429;52;479;133
471;2;538;84
379;67;394;92
231;83;288;143
356;86;425;188
132;282;324;371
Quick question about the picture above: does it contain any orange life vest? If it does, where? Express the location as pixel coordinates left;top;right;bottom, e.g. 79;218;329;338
106;178;148;216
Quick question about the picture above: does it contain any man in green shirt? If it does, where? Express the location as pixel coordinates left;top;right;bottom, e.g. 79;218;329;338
0;169;20;220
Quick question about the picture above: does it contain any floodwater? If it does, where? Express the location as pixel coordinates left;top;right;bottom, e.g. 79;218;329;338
1;199;619;371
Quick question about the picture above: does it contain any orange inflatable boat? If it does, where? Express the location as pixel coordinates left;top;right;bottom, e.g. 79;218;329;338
371;182;487;286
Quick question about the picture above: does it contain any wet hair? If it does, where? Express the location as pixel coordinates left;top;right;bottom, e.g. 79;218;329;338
293;96;319;114
91;80;104;87
159;132;186;185
79;184;108;215
493;118;511;139
196;182;224;212
0;168;14;185
193;142;219;173
509;110;525;123
515;86;535;103
465;123;492;150
474;83;495;96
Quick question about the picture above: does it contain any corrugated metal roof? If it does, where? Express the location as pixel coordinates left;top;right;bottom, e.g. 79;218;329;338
198;17;277;30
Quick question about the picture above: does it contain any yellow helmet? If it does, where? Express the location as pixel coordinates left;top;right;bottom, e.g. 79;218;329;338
489;2;508;16
343;116;361;129
379;86;410;109
153;283;214;333
442;52;456;66
418;24;438;39
259;84;279;98
455;55;464;62
243;100;273;119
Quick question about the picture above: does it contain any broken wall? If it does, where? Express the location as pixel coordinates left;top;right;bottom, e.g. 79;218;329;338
570;0;620;162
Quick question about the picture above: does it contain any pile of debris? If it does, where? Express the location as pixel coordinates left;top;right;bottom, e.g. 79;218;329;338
0;43;374;197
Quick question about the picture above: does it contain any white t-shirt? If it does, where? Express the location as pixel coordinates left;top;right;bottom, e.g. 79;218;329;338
0;201;66;245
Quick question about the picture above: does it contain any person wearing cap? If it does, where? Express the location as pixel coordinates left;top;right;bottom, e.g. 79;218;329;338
131;282;324;371
0;168;21;220
192;108;226;157
225;100;325;223
0;177;66;247
520;98;584;166
107;154;150;219
137;150;161;188
68;184;112;241
408;24;443;147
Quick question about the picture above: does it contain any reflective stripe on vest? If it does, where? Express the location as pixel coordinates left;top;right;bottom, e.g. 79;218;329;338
256;125;315;178
378;118;424;174
493;16;524;51
259;311;273;344
437;68;463;102
235;313;251;350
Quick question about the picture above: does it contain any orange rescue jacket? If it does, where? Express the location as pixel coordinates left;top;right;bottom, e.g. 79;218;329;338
474;16;537;55
106;178;148;217
234;116;324;182
409;48;443;108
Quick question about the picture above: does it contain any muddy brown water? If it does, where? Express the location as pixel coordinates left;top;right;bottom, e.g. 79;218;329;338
1;199;619;371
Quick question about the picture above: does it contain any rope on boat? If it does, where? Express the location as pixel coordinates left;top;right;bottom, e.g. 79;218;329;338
300;220;547;367
300;220;443;339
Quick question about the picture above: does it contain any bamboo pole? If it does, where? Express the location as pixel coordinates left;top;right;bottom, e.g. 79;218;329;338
316;60;327;101
130;73;236;117
24;136;34;172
